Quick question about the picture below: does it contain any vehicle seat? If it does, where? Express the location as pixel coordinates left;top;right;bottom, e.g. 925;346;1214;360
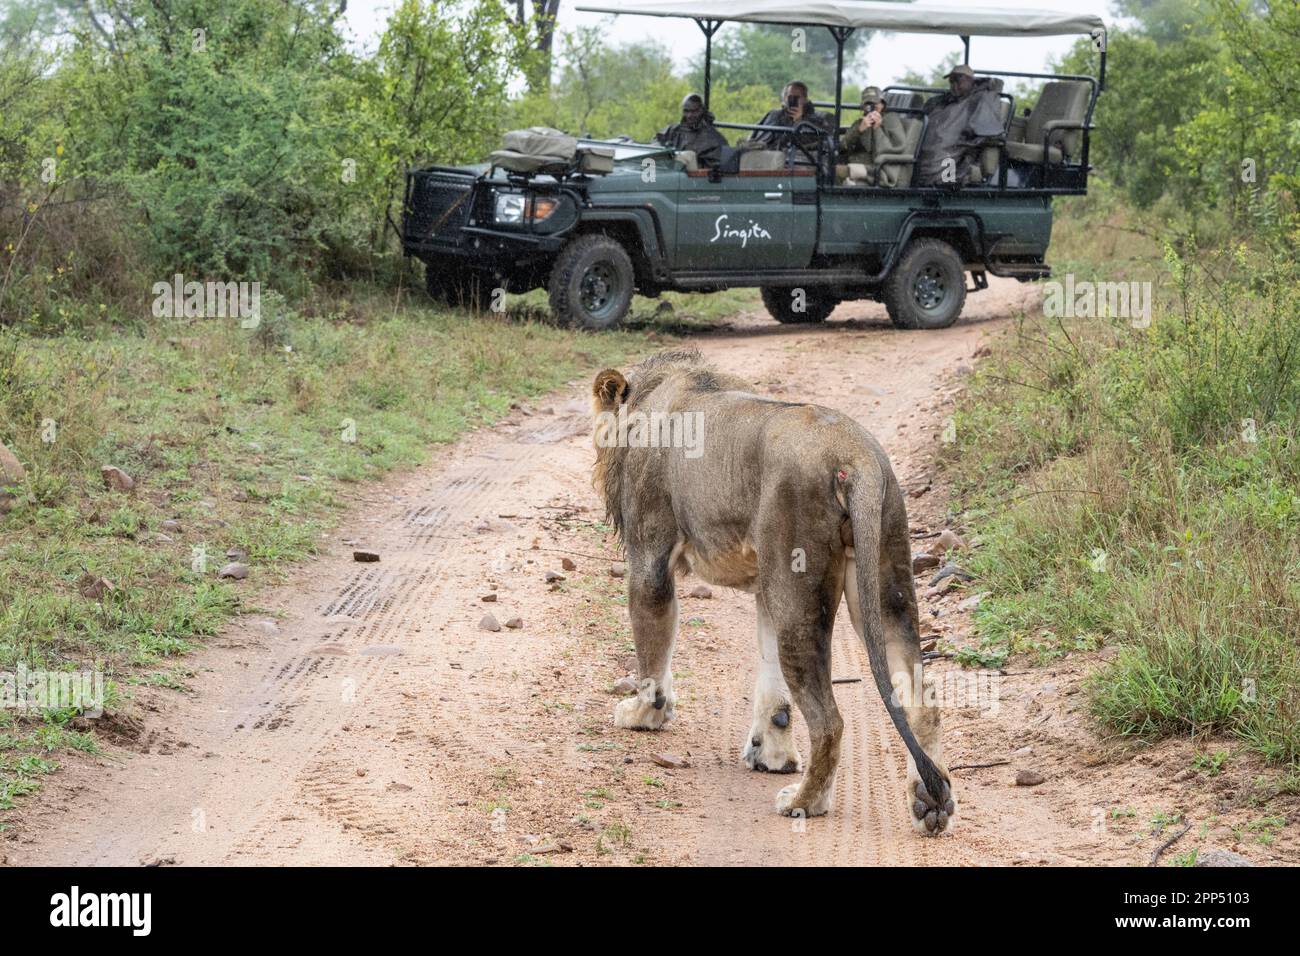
738;149;786;172
869;92;923;187
980;81;1012;181
1005;81;1089;164
883;91;926;112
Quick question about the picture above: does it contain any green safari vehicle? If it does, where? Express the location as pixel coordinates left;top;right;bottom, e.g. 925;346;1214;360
402;0;1108;330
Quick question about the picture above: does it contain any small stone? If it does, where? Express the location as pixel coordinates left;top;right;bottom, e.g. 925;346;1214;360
481;593;498;602
1172;768;1196;783
0;442;27;484
218;562;249;580
504;617;523;629
957;593;985;612
544;570;566;583
1010;746;1035;759
479;613;502;632
913;552;941;573
77;573;115;600
160;519;182;533
226;547;247;561
612;676;638;695
1015;770;1045;787
929;529;968;556
1194;848;1254;867
930;563;974;587
649;752;690;769
353;549;381;562
101;465;135;492
609;563;626;578
920;639;937;653
308;643;349;656
688;585;712;599
561;557;577;572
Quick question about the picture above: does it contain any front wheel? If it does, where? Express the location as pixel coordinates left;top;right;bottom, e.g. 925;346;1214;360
760;286;838;324
548;235;635;330
883;239;967;330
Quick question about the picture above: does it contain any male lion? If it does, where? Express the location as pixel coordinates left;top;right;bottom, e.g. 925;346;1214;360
591;349;954;834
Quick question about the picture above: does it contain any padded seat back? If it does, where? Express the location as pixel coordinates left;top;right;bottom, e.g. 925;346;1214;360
1025;81;1089;160
981;92;1013;180
738;149;786;172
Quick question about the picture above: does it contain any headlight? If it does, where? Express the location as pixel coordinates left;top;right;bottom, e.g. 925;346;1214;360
494;193;526;224
494;193;559;225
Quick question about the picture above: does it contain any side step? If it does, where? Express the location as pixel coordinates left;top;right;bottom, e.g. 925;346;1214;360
986;260;1052;282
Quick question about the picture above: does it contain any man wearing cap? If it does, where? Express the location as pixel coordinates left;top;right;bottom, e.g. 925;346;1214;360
916;64;1005;186
840;86;906;186
654;93;728;168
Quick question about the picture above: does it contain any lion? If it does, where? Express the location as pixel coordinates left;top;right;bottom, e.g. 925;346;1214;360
591;349;954;834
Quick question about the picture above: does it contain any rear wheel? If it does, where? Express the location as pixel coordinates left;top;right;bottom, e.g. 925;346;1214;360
548;235;635;330
760;286;838;324
883;239;966;330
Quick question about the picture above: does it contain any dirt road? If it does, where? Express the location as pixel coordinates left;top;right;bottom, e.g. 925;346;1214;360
8;279;1290;867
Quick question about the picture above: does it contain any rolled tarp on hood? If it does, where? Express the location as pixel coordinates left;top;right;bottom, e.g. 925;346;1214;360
573;1;1105;38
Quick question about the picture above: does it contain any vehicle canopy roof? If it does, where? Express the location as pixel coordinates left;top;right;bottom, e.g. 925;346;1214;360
573;1;1105;38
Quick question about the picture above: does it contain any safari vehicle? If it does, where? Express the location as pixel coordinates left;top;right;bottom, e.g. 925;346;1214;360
402;1;1108;330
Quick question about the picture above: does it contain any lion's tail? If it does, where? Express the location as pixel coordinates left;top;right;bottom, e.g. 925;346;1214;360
846;466;947;800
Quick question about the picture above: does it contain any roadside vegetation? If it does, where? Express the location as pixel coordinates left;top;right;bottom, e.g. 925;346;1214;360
0;1;768;812
947;1;1300;770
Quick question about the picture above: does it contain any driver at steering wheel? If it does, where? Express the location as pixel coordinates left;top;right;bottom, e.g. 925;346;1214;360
751;81;834;157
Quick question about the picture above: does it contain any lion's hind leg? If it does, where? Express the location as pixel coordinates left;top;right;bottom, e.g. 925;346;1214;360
765;570;844;819
614;539;679;731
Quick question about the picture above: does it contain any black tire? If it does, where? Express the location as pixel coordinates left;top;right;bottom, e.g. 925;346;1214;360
548;234;635;330
883;238;967;330
426;262;488;311
760;286;838;324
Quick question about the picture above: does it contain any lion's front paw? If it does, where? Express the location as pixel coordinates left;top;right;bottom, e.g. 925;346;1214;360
908;771;956;835
613;678;674;730
775;781;832;818
742;706;801;773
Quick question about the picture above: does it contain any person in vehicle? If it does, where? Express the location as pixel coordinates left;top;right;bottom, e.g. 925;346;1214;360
751;81;834;151
839;86;906;185
916;64;1005;186
654;93;728;168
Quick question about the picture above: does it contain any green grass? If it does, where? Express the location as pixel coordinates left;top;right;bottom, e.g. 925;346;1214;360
0;282;750;815
947;191;1300;770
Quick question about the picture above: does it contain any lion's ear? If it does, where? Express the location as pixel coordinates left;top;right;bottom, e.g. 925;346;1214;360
592;369;629;410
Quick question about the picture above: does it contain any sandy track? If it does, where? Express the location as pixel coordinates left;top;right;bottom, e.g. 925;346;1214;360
12;278;1288;867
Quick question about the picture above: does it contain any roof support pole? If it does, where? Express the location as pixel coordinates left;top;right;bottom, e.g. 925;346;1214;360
829;26;854;130
695;18;722;111
962;35;970;64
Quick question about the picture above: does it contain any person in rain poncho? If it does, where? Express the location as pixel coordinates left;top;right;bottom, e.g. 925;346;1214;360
917;64;1005;186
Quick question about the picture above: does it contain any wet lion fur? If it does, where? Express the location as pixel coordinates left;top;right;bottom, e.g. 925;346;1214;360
590;349;955;833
